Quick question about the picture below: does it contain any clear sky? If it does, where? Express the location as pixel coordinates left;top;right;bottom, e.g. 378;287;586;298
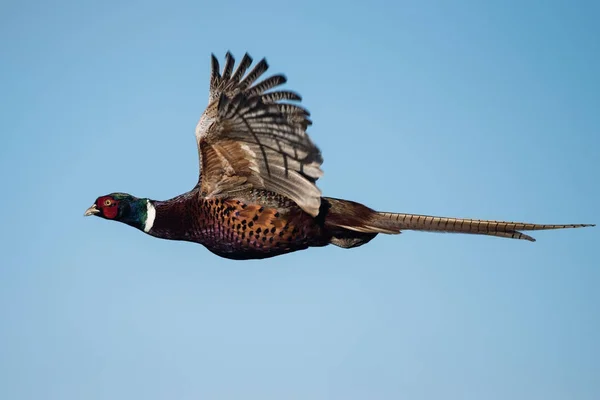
1;0;598;399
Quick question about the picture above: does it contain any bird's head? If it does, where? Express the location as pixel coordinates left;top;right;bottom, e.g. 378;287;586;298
84;193;155;232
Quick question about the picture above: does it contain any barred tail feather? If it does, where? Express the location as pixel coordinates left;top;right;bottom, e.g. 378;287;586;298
372;212;594;242
322;197;594;243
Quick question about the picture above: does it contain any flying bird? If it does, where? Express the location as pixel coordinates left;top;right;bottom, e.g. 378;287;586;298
85;52;594;260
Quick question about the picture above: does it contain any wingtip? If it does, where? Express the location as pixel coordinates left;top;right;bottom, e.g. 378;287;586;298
243;52;253;64
260;57;269;70
210;53;220;71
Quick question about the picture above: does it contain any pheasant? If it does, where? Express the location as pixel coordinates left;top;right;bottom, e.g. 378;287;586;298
84;52;594;260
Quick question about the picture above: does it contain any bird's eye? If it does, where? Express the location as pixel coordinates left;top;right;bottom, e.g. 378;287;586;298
104;199;112;206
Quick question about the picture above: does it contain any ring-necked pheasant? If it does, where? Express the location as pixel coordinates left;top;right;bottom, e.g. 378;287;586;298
85;52;594;260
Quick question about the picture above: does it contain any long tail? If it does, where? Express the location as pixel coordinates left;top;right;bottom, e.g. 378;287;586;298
373;212;593;242
323;197;594;243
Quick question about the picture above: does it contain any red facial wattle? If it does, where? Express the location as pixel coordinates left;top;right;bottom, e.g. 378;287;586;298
97;196;119;219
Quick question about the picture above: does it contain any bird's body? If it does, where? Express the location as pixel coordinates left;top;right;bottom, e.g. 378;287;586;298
85;52;593;260
148;189;327;260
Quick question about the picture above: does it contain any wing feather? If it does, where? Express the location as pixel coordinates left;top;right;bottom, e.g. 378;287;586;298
221;51;235;81
195;52;323;216
247;75;287;96
230;54;253;85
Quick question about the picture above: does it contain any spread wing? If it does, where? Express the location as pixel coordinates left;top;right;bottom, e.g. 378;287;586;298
194;52;324;216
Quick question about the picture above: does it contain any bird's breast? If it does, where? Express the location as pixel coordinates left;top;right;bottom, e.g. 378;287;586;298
194;197;326;259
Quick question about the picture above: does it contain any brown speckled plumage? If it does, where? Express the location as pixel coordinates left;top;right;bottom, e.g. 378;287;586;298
149;189;328;259
85;52;594;260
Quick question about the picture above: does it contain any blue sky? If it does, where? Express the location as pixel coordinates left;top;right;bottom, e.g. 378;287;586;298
1;0;598;399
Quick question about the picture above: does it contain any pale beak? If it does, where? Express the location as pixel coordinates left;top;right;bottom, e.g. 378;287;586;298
84;204;100;217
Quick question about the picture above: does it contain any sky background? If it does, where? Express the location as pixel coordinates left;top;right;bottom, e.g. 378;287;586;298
1;0;599;399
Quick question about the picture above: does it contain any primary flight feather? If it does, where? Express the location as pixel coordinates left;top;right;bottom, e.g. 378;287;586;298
85;52;594;260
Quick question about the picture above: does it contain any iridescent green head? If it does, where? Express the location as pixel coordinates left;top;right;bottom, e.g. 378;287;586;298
84;193;155;232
